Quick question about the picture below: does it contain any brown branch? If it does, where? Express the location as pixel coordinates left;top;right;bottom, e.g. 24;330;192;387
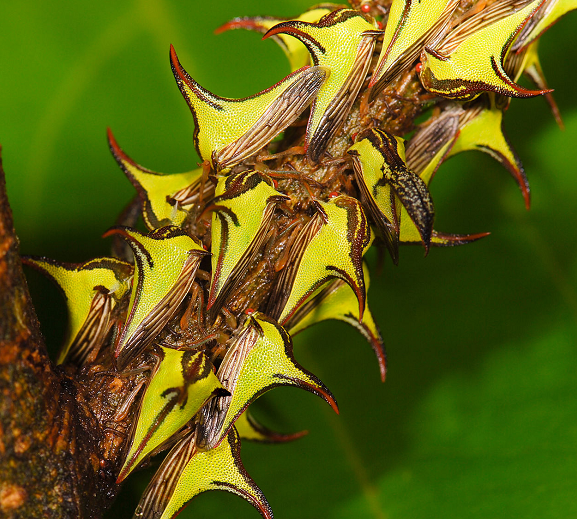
0;148;113;519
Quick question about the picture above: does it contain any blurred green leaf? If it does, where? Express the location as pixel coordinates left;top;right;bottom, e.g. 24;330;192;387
1;1;576;518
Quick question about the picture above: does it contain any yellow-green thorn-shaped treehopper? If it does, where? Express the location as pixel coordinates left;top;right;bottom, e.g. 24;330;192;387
286;262;387;381
400;100;528;245
107;128;207;230
406;97;530;211
265;8;381;163
447;96;531;209
22;256;132;365
348;128;435;262
369;0;459;98
117;348;226;483
400;106;491;246
513;0;577;49
267;195;371;325
419;0;551;101
102;225;209;369
196;312;338;451
135;427;273;519
170;44;328;172
208;171;289;320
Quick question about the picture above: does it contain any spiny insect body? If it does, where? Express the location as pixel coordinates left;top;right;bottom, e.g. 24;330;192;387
23;0;575;517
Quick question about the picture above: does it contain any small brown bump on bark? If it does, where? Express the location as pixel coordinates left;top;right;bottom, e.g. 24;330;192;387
0;484;27;512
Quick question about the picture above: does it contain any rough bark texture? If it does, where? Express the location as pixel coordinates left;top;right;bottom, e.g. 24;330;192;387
0;147;74;517
0;150;122;519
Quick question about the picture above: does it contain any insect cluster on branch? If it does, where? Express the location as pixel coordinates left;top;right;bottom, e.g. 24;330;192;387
22;0;575;517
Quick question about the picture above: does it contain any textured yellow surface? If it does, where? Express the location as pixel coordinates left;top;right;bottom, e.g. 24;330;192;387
210;314;337;449
371;0;458;89
25;256;131;364
159;428;271;519
209;172;288;309
109;129;202;229
112;227;206;362
278;196;370;325
421;0;544;99
118;349;223;482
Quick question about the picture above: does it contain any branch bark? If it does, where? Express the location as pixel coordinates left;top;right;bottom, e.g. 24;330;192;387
0;149;109;519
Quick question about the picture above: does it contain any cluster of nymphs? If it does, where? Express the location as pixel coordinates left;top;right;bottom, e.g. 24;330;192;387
23;0;574;518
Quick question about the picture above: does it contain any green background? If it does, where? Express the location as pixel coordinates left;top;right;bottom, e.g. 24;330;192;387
1;1;576;518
